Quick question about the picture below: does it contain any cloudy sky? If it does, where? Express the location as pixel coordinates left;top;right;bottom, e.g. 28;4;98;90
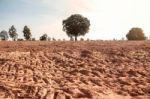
0;0;150;40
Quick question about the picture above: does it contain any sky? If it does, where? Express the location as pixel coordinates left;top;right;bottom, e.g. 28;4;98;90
0;0;150;40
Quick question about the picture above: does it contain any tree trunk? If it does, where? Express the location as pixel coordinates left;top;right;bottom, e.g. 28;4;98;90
75;36;77;41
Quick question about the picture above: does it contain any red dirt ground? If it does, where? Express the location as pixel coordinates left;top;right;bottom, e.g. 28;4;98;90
0;41;150;99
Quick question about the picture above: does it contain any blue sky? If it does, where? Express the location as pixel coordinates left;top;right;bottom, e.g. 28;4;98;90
0;0;150;40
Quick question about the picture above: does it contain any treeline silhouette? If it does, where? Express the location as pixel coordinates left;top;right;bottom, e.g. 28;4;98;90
0;14;147;41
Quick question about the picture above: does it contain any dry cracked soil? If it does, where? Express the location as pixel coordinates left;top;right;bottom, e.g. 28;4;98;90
0;41;150;99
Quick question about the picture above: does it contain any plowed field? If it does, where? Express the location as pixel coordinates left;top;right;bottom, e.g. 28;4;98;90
0;41;150;99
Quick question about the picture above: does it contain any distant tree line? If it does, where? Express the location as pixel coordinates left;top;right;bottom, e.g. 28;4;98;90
0;25;32;41
0;14;148;41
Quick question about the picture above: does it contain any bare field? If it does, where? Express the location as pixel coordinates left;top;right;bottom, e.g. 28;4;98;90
0;41;150;99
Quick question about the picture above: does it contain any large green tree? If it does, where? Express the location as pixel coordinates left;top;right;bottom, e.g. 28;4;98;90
62;14;90;41
126;27;146;40
9;25;18;41
23;26;32;40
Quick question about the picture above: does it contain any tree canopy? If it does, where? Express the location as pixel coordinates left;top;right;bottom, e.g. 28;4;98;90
0;30;9;40
126;27;146;40
23;26;32;40
62;14;90;41
9;25;18;41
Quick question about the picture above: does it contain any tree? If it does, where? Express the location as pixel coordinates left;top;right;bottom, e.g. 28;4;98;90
126;27;146;40
9;25;18;41
0;30;9;40
62;14;90;41
40;33;48;41
23;26;32;40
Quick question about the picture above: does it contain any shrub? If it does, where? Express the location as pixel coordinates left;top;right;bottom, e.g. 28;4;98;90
126;27;146;40
32;38;36;41
17;38;24;41
80;38;84;41
40;34;48;41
